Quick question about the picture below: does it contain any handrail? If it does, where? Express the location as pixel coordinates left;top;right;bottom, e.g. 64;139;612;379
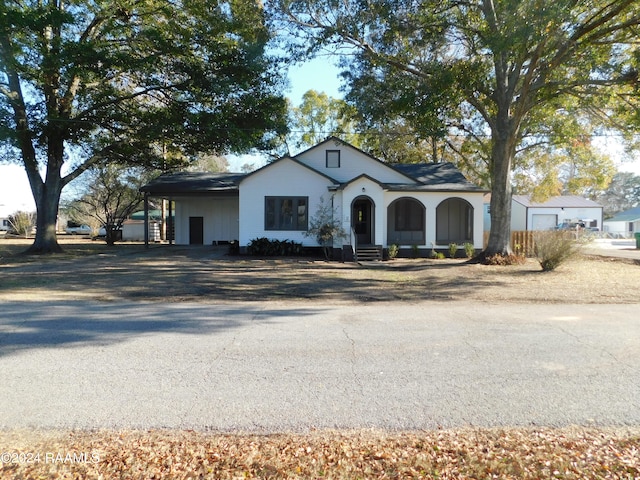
351;226;358;261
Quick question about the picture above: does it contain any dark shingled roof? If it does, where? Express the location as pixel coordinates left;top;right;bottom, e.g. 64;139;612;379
389;162;486;192
140;171;245;195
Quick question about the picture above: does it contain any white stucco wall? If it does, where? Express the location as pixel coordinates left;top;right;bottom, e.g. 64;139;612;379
296;141;413;184
239;158;333;247
335;183;485;249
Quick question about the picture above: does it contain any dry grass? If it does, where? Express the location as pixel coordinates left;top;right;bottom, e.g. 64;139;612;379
1;428;639;479
2;237;640;478
1;237;639;304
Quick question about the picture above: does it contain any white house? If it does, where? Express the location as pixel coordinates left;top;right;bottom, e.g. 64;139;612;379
508;195;603;231
141;138;488;258
603;206;640;238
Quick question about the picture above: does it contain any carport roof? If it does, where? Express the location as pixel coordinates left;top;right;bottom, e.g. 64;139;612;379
140;171;245;196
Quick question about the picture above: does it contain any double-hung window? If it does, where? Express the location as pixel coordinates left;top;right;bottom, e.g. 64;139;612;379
265;197;308;231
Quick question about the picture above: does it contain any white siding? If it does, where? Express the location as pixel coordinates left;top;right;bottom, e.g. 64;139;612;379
174;196;238;245
511;201;527;231
296;142;413;184
531;214;557;230
239;158;332;246
511;199;603;232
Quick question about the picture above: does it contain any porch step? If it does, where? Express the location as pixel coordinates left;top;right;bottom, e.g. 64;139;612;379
356;245;383;262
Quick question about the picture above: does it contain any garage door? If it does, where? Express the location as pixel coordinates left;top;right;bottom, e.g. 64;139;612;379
532;214;557;230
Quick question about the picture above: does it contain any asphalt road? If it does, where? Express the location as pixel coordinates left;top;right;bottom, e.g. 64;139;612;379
0;300;638;432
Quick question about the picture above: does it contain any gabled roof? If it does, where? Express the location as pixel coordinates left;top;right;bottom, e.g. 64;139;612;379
512;195;602;208
294;136;419;185
140;171;244;195
240;155;339;184
390;162;488;192
333;173;389;191
605;206;640;222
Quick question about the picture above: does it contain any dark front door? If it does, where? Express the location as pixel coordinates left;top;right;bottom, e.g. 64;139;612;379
352;198;373;245
189;216;204;245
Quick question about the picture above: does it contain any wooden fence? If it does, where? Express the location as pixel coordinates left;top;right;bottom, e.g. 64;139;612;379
483;231;536;256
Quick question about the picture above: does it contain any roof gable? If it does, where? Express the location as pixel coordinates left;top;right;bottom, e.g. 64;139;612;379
239;155;339;184
294;137;417;185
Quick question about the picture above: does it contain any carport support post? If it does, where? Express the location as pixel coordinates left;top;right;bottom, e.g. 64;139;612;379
144;193;149;248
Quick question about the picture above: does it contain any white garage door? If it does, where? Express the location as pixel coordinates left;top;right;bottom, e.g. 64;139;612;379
532;214;557;230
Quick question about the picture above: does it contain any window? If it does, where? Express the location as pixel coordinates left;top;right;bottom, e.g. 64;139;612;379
436;198;473;244
395;198;424;231
265;197;308;231
326;150;340;168
387;198;425;245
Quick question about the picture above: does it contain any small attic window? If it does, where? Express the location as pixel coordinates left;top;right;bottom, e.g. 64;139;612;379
326;150;340;168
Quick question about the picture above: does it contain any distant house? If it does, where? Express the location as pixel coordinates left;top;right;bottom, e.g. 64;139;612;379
141;137;488;258
603;206;640;238
484;195;603;232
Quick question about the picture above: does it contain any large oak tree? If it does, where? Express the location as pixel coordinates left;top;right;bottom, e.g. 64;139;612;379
1;0;287;253
277;0;639;256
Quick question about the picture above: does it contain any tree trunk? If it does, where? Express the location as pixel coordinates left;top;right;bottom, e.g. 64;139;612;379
484;124;516;257
23;146;65;254
25;181;64;254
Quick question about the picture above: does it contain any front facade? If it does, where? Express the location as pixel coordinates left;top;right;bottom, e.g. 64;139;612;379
142;138;487;256
603;207;640;237
510;195;603;231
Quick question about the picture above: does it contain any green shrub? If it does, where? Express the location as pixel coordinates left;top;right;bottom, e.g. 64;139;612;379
411;244;419;258
464;242;475;258
448;242;458;258
533;230;581;271
387;244;399;260
247;238;303;256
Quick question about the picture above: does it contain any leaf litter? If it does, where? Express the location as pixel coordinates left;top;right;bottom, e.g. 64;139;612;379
1;427;639;479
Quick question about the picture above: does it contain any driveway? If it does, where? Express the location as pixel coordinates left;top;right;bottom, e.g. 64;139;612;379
0;301;638;432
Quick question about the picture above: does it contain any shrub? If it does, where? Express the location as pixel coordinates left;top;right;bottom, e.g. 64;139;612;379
533;230;581;271
448;242;458;258
387;244;399;260
247;238;303;257
464;242;475;259
303;196;348;260
411;244;420;258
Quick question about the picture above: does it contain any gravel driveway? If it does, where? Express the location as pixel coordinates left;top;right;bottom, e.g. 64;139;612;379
1;300;638;432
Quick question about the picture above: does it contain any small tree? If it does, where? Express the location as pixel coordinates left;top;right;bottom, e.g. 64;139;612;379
66;165;150;245
304;196;348;260
8;211;36;238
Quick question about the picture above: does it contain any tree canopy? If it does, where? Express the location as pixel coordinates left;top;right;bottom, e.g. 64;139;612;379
276;0;640;256
0;0;288;253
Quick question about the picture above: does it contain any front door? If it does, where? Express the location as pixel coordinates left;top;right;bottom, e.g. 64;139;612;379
189;216;204;245
352;198;373;245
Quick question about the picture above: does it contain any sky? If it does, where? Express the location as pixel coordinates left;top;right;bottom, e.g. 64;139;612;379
1;57;640;216
0;57;344;217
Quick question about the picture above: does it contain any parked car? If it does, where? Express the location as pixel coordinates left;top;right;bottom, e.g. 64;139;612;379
65;224;92;235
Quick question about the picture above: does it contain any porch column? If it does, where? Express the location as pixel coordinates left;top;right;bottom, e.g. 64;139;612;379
144;193;149;248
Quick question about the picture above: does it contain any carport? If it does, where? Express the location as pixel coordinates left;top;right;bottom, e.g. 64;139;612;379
139;171;245;247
